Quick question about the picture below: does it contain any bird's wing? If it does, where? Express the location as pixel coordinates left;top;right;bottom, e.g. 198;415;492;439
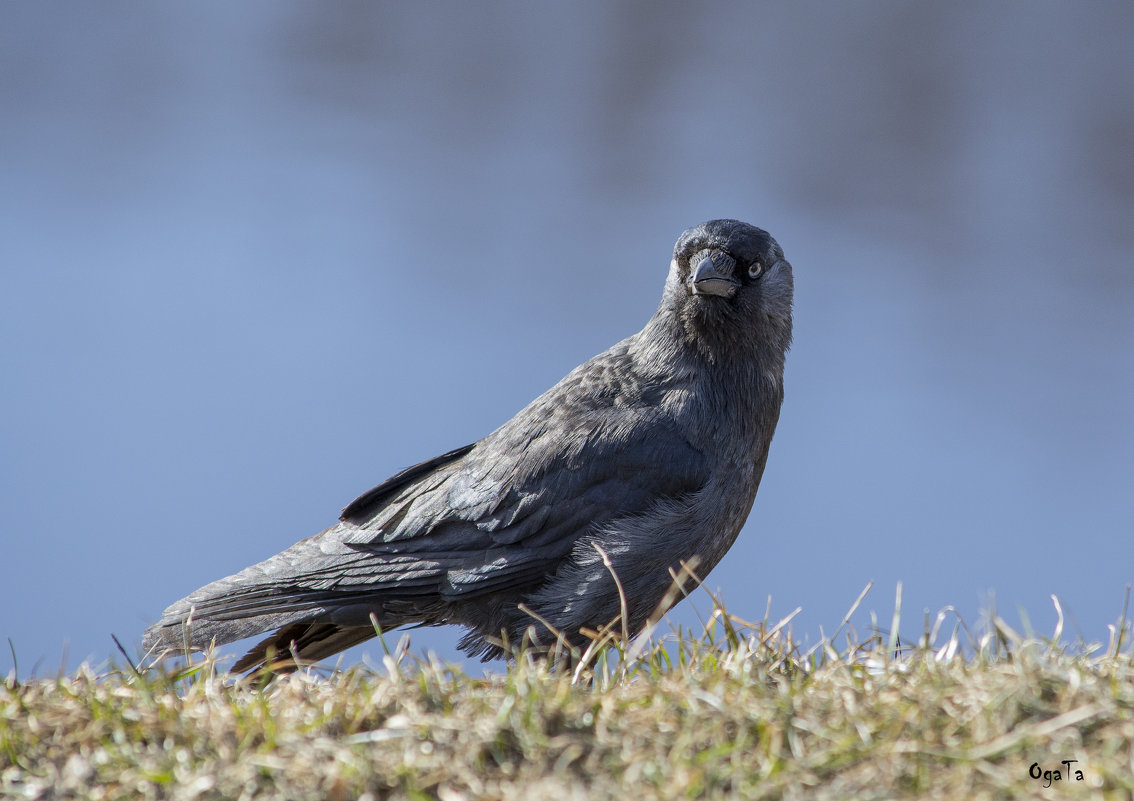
335;389;710;599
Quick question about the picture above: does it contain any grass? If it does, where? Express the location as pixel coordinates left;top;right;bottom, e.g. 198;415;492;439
3;584;1134;800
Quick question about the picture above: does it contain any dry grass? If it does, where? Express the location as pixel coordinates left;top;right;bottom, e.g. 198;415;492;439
3;585;1134;800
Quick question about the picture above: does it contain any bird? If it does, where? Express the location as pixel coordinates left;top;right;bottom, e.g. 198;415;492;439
142;219;794;672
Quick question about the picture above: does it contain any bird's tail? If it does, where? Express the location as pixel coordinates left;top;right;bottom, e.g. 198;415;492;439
141;575;425;674
140;523;449;672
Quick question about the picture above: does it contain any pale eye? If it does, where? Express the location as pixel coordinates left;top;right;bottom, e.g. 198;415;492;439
748;262;764;279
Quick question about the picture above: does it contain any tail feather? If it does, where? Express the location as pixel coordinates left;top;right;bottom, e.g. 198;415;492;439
141;573;450;673
142;606;321;655
230;622;380;673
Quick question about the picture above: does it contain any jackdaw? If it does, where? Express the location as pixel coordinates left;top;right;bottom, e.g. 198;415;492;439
143;219;793;671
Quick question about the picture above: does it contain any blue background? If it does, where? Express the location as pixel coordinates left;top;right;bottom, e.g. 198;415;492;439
2;3;1132;675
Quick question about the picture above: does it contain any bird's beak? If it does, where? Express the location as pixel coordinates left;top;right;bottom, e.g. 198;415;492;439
691;255;739;298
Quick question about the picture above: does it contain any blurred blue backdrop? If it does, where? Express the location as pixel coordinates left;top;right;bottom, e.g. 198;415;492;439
2;3;1132;676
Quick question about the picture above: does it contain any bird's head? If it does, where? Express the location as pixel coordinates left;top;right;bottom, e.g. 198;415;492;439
660;219;794;360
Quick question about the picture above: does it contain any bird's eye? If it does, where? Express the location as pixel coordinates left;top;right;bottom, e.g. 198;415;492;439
748;262;764;279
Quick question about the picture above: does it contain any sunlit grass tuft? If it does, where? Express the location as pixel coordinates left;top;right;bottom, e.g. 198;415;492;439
3;584;1133;800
